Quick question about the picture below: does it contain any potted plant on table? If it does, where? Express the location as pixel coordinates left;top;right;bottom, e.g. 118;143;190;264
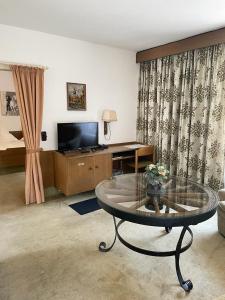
145;163;169;195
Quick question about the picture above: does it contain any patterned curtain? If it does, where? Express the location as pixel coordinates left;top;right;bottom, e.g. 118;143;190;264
137;44;225;190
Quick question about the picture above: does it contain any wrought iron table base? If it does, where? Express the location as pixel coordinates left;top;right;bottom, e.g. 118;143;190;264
99;216;193;292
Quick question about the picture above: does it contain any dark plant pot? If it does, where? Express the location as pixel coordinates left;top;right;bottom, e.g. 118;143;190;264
145;182;164;211
146;182;162;195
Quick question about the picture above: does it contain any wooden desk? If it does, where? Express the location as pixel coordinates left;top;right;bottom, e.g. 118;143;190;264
54;143;149;196
0;148;55;188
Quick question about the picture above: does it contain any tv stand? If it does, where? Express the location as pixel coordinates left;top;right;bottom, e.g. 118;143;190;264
54;142;152;196
54;150;112;196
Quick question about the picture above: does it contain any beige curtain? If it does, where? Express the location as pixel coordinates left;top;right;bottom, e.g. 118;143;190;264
137;44;225;190
10;65;45;204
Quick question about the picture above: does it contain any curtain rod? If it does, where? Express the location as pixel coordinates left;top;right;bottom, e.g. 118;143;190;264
0;61;48;70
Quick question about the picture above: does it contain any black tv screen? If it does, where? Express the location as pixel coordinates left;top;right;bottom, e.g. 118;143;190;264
57;122;98;151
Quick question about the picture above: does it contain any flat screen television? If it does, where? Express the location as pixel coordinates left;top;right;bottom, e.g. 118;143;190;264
57;122;98;152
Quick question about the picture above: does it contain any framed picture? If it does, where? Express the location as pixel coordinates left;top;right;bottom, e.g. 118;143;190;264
0;91;19;116
67;82;86;111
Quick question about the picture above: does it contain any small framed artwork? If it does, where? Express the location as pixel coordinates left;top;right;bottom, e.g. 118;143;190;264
67;82;86;111
0;91;19;116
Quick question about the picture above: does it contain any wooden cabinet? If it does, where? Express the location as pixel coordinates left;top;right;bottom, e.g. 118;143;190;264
54;151;112;196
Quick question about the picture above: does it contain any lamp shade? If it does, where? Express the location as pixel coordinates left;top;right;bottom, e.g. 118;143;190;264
102;110;117;122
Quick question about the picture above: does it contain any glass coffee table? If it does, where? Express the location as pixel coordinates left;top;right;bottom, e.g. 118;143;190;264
95;174;218;292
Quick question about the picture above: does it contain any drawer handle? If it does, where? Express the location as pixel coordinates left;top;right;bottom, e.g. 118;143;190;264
95;166;99;169
78;163;85;166
89;167;93;170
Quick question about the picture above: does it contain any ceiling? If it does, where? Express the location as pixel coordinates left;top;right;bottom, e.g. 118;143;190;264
0;0;225;51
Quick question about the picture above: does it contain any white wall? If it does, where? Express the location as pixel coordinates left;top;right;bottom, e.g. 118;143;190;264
0;69;21;131
0;24;139;150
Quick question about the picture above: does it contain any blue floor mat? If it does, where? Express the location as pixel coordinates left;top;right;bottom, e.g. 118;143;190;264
69;197;101;215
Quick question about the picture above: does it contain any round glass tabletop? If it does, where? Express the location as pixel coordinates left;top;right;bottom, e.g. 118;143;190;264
95;174;219;227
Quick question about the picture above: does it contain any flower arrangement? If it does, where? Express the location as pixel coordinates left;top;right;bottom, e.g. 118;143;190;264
145;163;169;186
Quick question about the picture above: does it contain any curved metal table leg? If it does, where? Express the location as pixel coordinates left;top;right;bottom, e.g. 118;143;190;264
175;227;193;292
99;216;117;252
99;218;193;291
